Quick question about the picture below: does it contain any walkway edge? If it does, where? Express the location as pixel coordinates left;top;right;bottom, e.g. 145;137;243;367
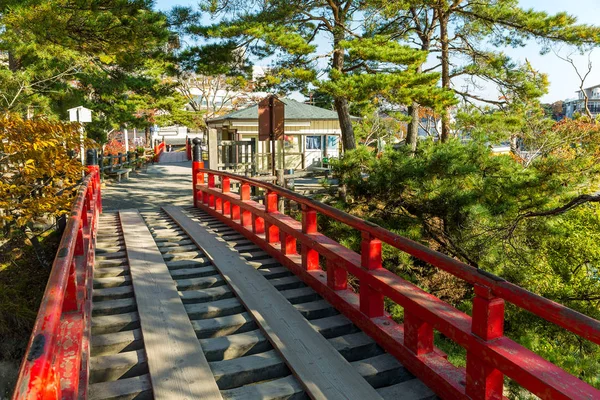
164;205;383;400
119;210;222;400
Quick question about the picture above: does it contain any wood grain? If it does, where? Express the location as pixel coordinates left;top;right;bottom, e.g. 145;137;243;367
119;210;222;400
164;206;382;400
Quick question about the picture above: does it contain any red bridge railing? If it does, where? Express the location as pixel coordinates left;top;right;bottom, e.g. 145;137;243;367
192;164;600;400
13;163;101;399
153;140;165;162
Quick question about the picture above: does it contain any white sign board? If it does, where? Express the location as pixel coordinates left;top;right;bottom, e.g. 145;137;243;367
68;106;92;123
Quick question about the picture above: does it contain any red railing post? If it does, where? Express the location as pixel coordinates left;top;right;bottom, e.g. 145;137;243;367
208;173;215;207
359;232;384;317
222;177;231;215
327;259;347;290
265;191;279;243
192;160;204;208
466;285;505;399
280;230;297;255
301;205;319;270
240;183;252;227
75;220;84;256
404;312;434;356
63;261;79;312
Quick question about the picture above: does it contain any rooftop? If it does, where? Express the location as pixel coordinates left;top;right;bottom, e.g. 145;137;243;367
207;97;351;122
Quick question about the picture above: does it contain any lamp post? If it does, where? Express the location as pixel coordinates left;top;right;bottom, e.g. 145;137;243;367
68;106;93;165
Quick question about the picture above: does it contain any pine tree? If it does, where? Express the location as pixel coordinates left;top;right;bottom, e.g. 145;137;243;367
372;0;600;142
175;0;452;150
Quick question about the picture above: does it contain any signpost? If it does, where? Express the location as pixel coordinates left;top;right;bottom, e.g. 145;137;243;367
258;95;285;176
68;106;92;166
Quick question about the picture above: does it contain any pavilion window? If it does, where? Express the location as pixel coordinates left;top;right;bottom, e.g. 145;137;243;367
306;135;322;150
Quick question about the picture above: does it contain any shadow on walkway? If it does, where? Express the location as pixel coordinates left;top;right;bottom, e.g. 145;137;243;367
102;162;193;211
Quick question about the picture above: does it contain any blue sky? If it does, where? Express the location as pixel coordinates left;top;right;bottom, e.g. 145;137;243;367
155;0;600;103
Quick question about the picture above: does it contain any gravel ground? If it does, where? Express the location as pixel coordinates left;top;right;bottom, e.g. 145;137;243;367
101;161;193;211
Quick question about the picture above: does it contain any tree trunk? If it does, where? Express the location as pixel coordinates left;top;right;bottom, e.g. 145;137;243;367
334;97;356;151
406;102;419;153
145;126;151;147
439;12;451;143
332;18;356;151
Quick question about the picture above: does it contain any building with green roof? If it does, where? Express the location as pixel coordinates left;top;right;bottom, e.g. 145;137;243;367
207;97;356;170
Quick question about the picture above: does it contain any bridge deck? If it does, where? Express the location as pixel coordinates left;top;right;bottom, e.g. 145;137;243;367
88;207;435;400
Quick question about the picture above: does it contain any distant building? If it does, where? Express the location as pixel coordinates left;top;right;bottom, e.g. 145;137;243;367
207;98;357;170
180;66;269;119
563;84;600;118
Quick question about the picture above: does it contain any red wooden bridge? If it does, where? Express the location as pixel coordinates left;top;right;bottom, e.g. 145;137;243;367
11;144;600;399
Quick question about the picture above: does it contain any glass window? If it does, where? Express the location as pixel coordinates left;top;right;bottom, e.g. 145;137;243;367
306;136;322;150
327;136;338;149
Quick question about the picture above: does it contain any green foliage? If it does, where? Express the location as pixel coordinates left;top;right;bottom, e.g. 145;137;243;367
0;0;188;143
331;117;600;388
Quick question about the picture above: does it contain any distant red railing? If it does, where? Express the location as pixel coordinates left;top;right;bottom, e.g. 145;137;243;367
192;165;600;400
154;141;165;162
13;165;101;400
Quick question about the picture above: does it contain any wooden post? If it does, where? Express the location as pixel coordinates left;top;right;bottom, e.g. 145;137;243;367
207;173;215;208
359;232;384;317
265;191;279;243
276;169;285;213
208;128;218;170
240;183;252;227
301;205;319;270
192;138;204;207
466;285;505;400
327;258;347;291
222;176;231;215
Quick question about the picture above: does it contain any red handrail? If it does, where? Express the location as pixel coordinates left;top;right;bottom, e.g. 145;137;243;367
154;141;165;162
193;167;600;400
12;166;101;400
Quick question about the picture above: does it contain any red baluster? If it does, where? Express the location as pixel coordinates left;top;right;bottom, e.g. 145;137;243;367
466;285;505;399
192;160;203;207
240;183;252;227
265;191;279;243
221;176;231;214
222;176;230;193
208;173;215;208
280;231;297;255
301;205;319;270
75;220;84;256
327;259;347;290
404;312;433;356
63;261;78;312
359;232;384;317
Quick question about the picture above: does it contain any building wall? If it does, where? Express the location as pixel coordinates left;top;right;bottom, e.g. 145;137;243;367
210;119;342;170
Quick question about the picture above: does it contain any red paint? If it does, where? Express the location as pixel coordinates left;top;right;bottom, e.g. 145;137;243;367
360;233;384;318
327;259;348;291
193;169;600;400
253;214;265;234
13;169;100;400
280;231;297;255
301;206;319;271
265;192;279;243
192;161;202;207
222;176;230;193
404;311;433;356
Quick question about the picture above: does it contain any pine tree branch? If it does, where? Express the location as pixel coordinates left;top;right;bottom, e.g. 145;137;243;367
507;192;600;238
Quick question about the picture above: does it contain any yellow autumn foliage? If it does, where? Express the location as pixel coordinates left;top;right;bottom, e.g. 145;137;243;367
0;114;92;236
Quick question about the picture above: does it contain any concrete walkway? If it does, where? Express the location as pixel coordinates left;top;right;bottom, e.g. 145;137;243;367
102;162;193;211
